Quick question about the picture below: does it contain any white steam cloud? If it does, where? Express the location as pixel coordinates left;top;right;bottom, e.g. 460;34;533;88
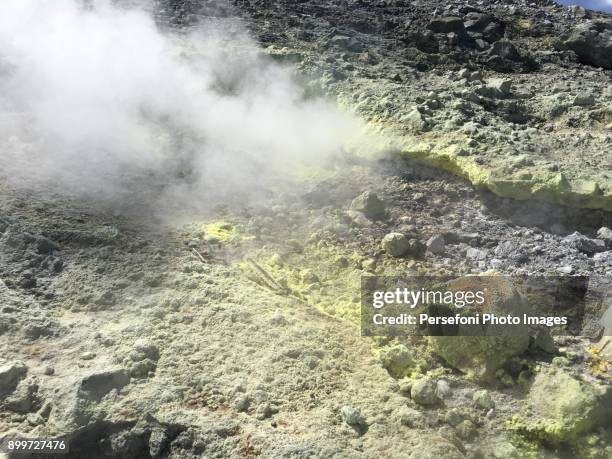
0;0;359;213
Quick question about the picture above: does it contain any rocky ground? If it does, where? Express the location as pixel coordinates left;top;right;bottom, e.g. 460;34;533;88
1;1;612;458
233;0;612;211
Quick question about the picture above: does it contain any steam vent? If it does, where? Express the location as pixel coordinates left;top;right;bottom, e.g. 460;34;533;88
1;1;611;458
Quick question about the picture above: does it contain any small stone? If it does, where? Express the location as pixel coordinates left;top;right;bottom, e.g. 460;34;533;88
234;394;251;412
457;68;470;79
533;330;556;354
380;344;414;378
329;35;364;53
557;265;573;274
132;339;160;361
426;234;446;254
436;379;452;399
398;378;413;395
573;92;595;107
597;227;612;245
5;381;38;413
445;408;464;427
350;191;386;220
404;107;429;133
129;359;156;378
27;413;45;426
361;258;377;272
79;368;130;401
482;78;512;98
382;233;410;258
35;236;60;255
593;252;612;263
428;17;466;35
340;405;365;426
336;256;349;268
473;390;495;410
255;402;278;420
466;247;487;261
80;352;96;360
0;361;28;395
44;367;55;376
489;39;520;61
518;366;612;443
399;406;425;427
562;232;606;255
474;38;488;50
269;253;284;266
406;239;426;258
18;275;37;289
411;378;439;406
455;419;478;440
52;259;64;273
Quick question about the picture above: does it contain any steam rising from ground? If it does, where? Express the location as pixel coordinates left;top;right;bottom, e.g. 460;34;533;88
0;0;359;213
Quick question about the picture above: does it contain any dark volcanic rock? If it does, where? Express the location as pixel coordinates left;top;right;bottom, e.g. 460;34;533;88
562;232;606;255
79;369;130;401
35;236;60;255
329;35;364;53
0;361;28;397
489;39;521;61
428;17;467;35
558;21;612;69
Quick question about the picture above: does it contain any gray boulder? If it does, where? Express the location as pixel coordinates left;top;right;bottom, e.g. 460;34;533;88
426;234;445;254
428;17;466;35
0;361;28;397
350;191;386;220
562;232;606;255
558;22;612;70
79;368;130;401
382;233;410;257
411;378;439;406
382;233;425;259
403;107;430;133
513;367;612;443
597;227;612;246
329;35;364;53
340;405;366;426
477;78;512;98
573;92;596;107
379;344;415;378
489;39;521;61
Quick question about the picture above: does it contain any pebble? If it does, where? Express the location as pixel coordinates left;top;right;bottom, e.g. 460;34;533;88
436;379;452;399
444;408;464;427
466;247;487;261
455;419;478;440
473;390;494;410
426;234;446;254
350;191;386;220
597;227;612;245
0;361;28;394
340;405;365;426
562;232;606;255
411;378;440;406
573;92;595;106
593;252;612;263
382;233;410;258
